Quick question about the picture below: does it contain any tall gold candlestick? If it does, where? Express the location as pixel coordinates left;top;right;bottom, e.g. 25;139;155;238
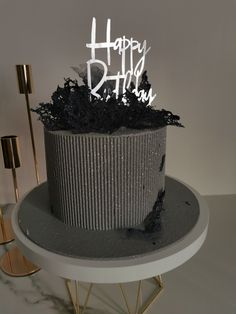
0;135;40;276
16;64;40;184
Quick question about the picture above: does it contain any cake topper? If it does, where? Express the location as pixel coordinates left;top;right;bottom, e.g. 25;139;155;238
33;18;183;133
86;17;156;105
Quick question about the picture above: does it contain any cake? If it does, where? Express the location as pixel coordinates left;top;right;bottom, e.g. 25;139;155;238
34;18;182;231
44;126;166;230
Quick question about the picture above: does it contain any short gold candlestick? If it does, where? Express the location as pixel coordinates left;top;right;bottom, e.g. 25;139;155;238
0;136;17;245
0;207;14;245
16;64;40;184
0;135;40;277
1;136;21;200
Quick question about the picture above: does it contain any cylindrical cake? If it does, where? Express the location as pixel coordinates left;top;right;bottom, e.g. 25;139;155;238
44;127;166;230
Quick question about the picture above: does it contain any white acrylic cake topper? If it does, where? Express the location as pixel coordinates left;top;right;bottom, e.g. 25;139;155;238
86;17;156;105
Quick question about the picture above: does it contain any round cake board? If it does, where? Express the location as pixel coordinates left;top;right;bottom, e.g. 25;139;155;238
17;177;200;259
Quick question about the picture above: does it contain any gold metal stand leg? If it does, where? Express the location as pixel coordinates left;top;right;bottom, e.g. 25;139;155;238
139;276;164;314
81;283;93;314
66;280;94;314
66;276;164;314
75;281;80;314
0;207;14;245
134;281;142;314
119;283;132;314
65;279;78;314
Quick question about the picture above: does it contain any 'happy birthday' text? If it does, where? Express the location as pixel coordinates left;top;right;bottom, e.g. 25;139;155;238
86;18;156;105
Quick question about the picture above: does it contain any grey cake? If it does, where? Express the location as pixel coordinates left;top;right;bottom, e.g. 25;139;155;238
44;127;166;230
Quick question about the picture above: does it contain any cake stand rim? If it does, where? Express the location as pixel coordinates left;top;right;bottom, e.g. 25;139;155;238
11;176;209;283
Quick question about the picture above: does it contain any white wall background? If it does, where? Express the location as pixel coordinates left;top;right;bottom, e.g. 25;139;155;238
0;0;236;203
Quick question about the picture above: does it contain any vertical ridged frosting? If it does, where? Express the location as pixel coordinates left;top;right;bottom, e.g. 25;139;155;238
44;127;166;230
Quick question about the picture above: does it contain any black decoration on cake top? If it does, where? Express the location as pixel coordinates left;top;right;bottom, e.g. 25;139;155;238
32;72;183;134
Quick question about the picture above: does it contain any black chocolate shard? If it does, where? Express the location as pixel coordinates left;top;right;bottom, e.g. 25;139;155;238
152;189;165;212
159;154;166;172
143;188;165;233
126;189;166;235
143;210;162;233
50;205;54;214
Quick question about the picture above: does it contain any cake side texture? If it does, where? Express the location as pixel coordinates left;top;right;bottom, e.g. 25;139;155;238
45;127;166;230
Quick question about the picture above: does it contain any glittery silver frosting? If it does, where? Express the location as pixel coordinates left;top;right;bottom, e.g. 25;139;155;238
44;127;166;230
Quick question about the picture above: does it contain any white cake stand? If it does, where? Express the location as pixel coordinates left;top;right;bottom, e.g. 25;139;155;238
11;177;209;313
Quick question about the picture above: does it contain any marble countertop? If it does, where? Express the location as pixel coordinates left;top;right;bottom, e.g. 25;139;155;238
0;204;73;314
0;243;132;314
0;243;156;314
0;244;74;314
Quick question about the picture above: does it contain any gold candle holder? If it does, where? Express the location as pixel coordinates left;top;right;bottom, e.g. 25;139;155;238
0;136;17;244
0;207;14;245
16;64;33;94
0;135;40;276
1;136;21;201
16;64;40;184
